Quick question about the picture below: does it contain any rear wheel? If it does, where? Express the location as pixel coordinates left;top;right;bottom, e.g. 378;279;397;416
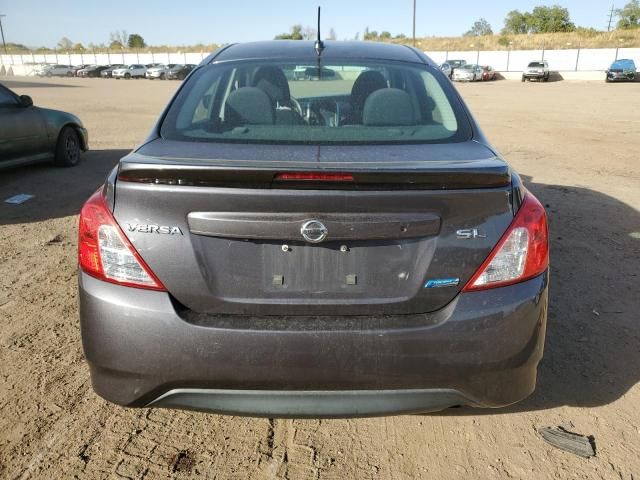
54;127;81;167
159;72;165;80
125;73;131;79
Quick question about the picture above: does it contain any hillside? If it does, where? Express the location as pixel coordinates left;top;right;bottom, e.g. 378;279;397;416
3;29;640;55
398;29;640;51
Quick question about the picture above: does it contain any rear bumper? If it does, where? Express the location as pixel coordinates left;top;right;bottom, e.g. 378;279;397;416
79;271;548;417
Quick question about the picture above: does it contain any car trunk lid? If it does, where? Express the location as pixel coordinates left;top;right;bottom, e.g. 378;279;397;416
111;139;514;316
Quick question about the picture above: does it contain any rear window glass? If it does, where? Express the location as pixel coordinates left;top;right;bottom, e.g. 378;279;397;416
160;60;471;145
528;62;544;68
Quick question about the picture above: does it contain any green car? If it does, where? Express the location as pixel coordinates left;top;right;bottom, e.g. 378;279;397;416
0;82;88;169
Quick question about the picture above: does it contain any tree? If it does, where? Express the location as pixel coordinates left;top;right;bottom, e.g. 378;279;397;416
328;28;337;40
502;5;575;34
379;31;392;39
616;0;640;29
464;18;493;36
57;37;73;51
302;26;317;40
110;30;128;46
363;27;379;40
73;43;86;51
528;5;575;33
109;40;124;49
128;34;146;48
502;10;531;34
274;24;304;40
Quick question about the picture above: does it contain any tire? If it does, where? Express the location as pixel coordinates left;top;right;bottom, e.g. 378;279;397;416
159;73;165;80
67;71;73;77
54;127;81;167
125;73;131;79
521;75;526;82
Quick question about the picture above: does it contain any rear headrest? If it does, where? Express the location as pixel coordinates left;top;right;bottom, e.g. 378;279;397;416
363;88;416;127
351;70;387;113
253;66;290;105
224;87;274;125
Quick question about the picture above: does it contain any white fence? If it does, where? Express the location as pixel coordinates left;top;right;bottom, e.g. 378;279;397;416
0;51;208;68
426;47;640;72
1;47;640;74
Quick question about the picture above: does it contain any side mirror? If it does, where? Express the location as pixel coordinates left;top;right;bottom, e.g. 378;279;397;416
19;95;33;108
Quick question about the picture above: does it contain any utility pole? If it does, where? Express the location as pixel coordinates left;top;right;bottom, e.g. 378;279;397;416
0;15;7;54
412;0;416;46
607;4;615;32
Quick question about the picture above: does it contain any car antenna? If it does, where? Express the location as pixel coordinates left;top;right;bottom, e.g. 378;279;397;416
314;6;325;56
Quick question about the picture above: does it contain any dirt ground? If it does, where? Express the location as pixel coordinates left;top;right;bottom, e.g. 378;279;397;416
0;76;638;480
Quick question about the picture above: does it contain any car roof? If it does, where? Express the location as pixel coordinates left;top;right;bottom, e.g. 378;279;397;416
206;40;434;66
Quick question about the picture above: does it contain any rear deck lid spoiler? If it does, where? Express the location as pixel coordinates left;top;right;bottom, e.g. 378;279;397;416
118;140;510;189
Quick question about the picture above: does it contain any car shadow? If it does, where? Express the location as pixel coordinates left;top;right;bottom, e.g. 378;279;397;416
524;71;564;83
0;149;126;224
0;78;82;89
435;175;639;415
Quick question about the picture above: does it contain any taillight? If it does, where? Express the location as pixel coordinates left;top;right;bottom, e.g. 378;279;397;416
463;192;548;291
78;190;166;291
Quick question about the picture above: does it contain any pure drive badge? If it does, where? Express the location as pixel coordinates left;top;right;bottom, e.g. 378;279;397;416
424;278;460;288
127;224;183;235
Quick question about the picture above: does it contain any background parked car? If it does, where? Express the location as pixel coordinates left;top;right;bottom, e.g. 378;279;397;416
100;65;126;78
78;65;109;78
37;65;73;77
481;65;496;81
71;64;91;77
146;64;178;80
0;82;87;169
166;64;196;80
522;61;550;82
112;64;147;79
606;59;636;82
440;62;452;78
453;64;482;82
446;59;467;78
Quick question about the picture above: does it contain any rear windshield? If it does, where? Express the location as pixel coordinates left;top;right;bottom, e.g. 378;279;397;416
160;60;472;145
528;62;544;68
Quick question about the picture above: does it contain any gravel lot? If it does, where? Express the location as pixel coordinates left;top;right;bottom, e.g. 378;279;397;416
0;76;639;479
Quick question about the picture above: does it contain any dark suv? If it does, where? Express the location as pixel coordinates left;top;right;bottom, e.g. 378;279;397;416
606;59;637;82
79;41;549;418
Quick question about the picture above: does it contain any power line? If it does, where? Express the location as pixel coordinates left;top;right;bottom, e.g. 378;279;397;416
607;4;615;32
0;15;7;54
412;0;416;47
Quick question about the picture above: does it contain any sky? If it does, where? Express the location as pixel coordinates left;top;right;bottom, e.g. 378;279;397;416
0;0;617;48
